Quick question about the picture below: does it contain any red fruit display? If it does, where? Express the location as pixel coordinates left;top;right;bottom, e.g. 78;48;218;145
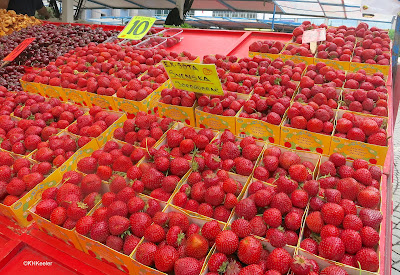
340;87;388;116
172;169;245;222
281;43;314;57
113;112;174;148
160;87;196;107
334;112;388;146
286;102;335;134
201;130;263;175
248;40;285;54
198;92;245;117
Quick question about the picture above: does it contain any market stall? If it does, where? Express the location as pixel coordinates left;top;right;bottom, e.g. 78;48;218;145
0;13;394;275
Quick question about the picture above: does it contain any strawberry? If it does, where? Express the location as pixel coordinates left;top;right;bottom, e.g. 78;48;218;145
170;157;190;177
342;214;363;231
166;226;185;247
306;211;324;233
341;229;362;254
290;255;312;275
169;212;190;233
263;208;282;228
355;248;379;272
321;202;344;226
75;216;95;235
90;221;109;242
357;187;380;208
80;174;102;195
201;220;221;241
6;178;25;196
185;233;209;259
208;253;228;273
284;211;302;231
215;230;239;255
50;206;67;225
266;248;292;274
83;192;101;209
231;218;252;238
174;257;202;275
36;199;58;219
300;238;318;254
270;192;292;215
142;168;164;190
319;236;345;261
77;157;97;174
154;245;178;272
123;235;140;255
106;235;123;252
235;198;257;220
359;208;383;229
67;202;88;221
130;212;152;237
109;215;130;236
360;226;379;247
136;242;157;266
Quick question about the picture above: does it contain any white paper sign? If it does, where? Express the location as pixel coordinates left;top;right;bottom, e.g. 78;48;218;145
302;28;326;44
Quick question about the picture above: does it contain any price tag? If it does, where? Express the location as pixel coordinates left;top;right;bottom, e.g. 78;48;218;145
162;61;224;95
302;28;326;44
3;38;35;62
118;16;156;40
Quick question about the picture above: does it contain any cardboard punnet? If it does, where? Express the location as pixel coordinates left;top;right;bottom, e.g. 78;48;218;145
19;80;45;96
131;204;226;275
280;105;336;155
41;83;67;101
0;167;61;227
195;93;250;133
330;110;388;165
158;84;197;126
85;92;118;111
170;170;251;222
317;155;383;209
113;80;167;116
349;60;390;76
64;88;90;107
26;171;101;251
75;194;165;274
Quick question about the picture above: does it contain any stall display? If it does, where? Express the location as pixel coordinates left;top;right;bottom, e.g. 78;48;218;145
0;19;393;275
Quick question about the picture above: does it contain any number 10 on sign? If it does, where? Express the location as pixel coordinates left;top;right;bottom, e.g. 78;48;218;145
118;16;156;40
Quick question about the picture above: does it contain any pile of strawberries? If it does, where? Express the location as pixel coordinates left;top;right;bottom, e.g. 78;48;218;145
248;40;285;54
253;146;314;182
220;72;258;94
0;151;53;206
340;88;388;116
172;169;245;222
161;126;216;157
318;153;381;209
294;86;339;109
22;43;196;96
201;130;263;176
67;106;120;138
286;102;335;135
315;39;355;61
261;59;305;82
134;211;221;274
113;112;174;148
303;201;381;272
35;171;104;229
197;92;245;117
303;63;346;87
160;87;196;107
344;71;386;90
32;134;90;168
239;93;289;125
75;195;162;256
281;43;314;57
334;112;388;145
77;139;144;180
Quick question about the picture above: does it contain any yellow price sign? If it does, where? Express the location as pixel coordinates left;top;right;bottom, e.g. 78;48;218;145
118;16;156;40
162;61;224;95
